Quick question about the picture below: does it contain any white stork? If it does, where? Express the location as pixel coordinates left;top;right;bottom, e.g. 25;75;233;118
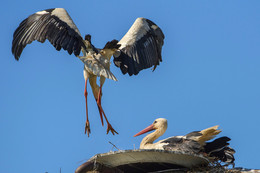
11;8;164;136
134;118;235;165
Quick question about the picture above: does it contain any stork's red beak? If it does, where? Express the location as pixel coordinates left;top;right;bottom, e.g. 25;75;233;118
133;124;155;137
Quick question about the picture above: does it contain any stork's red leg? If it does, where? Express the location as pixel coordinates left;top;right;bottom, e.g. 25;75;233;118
97;105;118;135
97;85;104;126
96;87;118;135
84;80;91;137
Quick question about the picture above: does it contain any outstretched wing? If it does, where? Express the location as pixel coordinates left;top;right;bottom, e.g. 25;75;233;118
12;8;86;60
113;17;164;76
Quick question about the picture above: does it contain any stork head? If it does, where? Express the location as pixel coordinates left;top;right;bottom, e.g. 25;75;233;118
134;118;168;137
85;34;92;42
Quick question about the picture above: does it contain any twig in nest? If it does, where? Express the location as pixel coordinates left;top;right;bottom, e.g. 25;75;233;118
109;141;120;151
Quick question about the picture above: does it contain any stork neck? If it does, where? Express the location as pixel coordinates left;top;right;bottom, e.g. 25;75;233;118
140;127;167;149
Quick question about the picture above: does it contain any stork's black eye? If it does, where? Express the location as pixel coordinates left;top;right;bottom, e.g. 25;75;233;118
154;121;157;124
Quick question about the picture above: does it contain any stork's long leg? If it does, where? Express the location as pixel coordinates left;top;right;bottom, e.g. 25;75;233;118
97;86;104;126
88;76;105;128
84;79;91;137
96;83;118;135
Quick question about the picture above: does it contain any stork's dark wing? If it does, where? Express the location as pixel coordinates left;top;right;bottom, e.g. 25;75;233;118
161;136;201;154
12;8;86;60
204;137;235;164
185;131;202;139
113;18;164;76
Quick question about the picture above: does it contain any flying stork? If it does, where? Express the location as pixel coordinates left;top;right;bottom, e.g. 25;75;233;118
11;8;164;136
134;118;235;165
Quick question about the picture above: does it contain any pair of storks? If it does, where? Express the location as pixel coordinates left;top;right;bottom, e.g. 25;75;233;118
12;8;235;165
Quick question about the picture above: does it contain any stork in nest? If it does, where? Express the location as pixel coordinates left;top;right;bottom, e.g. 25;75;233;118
134;118;235;165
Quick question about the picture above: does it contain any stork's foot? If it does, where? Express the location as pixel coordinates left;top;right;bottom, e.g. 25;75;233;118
85;121;91;137
106;123;118;135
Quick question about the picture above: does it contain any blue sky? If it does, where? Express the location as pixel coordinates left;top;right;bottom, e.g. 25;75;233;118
1;0;260;172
